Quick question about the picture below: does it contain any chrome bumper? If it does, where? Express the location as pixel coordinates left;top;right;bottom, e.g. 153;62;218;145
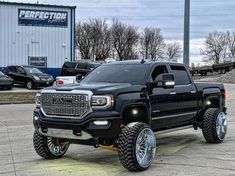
38;128;93;140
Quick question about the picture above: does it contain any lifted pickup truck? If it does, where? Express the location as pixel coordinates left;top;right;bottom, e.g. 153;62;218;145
33;60;227;171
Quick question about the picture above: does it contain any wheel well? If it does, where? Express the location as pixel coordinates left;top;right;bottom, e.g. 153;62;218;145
197;97;221;126
25;78;33;84
122;105;149;125
205;97;220;109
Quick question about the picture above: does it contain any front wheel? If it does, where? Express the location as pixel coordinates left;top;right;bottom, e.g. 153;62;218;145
118;122;156;171
33;130;69;159
26;80;34;90
202;108;227;143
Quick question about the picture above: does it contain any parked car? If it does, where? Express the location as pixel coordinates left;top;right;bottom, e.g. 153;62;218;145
0;71;14;90
33;60;227;171
61;61;100;76
4;66;54;89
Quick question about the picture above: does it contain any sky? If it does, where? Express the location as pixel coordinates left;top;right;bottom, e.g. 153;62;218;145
5;0;235;64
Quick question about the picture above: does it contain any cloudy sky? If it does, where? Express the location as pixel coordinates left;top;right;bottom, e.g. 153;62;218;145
6;0;235;64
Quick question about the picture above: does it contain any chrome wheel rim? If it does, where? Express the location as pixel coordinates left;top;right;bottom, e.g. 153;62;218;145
27;81;32;89
135;128;156;168
47;137;69;156
216;112;227;140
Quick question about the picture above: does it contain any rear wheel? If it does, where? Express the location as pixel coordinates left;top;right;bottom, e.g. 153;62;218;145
118;122;156;171
33;130;69;159
202;108;227;143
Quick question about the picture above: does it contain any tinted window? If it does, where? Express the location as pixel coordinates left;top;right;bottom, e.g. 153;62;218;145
8;66;17;72
81;64;150;85
63;62;77;69
77;63;86;69
170;65;191;85
151;65;168;81
0;71;3;76
17;67;25;74
24;67;42;74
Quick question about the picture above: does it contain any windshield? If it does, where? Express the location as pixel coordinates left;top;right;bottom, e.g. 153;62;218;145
81;64;150;85
24;67;43;74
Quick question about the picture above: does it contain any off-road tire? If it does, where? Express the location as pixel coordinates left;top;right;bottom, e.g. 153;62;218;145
33;130;69;159
202;108;226;143
118;122;156;172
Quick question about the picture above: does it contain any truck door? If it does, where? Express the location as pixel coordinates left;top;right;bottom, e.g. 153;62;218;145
169;65;198;125
149;65;180;131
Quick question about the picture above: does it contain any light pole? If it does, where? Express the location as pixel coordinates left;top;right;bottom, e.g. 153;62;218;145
183;0;190;66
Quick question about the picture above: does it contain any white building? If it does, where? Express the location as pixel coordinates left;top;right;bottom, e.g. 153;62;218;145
0;1;76;77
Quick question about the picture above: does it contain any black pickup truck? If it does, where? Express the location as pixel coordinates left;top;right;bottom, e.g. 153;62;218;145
33;60;227;171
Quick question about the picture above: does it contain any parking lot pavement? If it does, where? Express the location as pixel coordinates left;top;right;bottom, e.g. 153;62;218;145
0;84;235;176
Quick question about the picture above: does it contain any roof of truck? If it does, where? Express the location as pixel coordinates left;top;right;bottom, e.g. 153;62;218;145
106;60;186;66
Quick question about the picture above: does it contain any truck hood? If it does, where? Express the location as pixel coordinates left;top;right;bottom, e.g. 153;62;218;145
44;82;145;95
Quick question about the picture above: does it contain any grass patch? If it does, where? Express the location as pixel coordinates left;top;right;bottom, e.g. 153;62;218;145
0;92;36;104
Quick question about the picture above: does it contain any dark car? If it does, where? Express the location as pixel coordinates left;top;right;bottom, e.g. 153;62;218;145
0;71;14;90
33;60;227;171
61;61;100;76
4;66;54;89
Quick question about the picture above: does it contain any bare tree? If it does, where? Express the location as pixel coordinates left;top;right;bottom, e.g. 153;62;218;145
111;19;139;60
140;27;152;59
149;28;165;60
226;31;235;57
88;19;112;61
164;42;182;61
75;22;92;60
201;31;227;64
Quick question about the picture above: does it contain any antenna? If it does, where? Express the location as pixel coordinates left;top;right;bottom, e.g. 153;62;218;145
140;59;145;64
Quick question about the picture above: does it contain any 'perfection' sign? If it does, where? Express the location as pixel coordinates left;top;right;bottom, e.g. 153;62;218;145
18;9;68;27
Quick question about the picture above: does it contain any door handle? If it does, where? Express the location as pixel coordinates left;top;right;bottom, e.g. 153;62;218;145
190;90;196;94
170;92;177;95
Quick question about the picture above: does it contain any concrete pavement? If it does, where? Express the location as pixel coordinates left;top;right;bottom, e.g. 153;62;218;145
0;84;235;176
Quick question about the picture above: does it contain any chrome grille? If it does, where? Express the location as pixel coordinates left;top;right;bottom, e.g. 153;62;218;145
41;93;90;117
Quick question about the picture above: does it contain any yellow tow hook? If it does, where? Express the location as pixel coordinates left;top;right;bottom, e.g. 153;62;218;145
99;145;118;152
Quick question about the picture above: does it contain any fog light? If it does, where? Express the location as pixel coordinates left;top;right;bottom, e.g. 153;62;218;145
34;116;39;121
93;120;109;126
206;101;211;106
132;109;138;115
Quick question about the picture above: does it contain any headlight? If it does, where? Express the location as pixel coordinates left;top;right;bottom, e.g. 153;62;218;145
91;95;114;109
33;76;40;81
35;92;41;107
49;76;54;81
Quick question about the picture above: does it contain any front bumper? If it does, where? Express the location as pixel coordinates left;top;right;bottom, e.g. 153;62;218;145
33;108;122;139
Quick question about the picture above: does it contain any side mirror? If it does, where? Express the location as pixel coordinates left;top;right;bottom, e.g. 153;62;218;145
148;73;175;89
161;73;175;89
76;74;83;82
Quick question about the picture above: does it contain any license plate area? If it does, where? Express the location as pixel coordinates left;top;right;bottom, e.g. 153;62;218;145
40;128;92;140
